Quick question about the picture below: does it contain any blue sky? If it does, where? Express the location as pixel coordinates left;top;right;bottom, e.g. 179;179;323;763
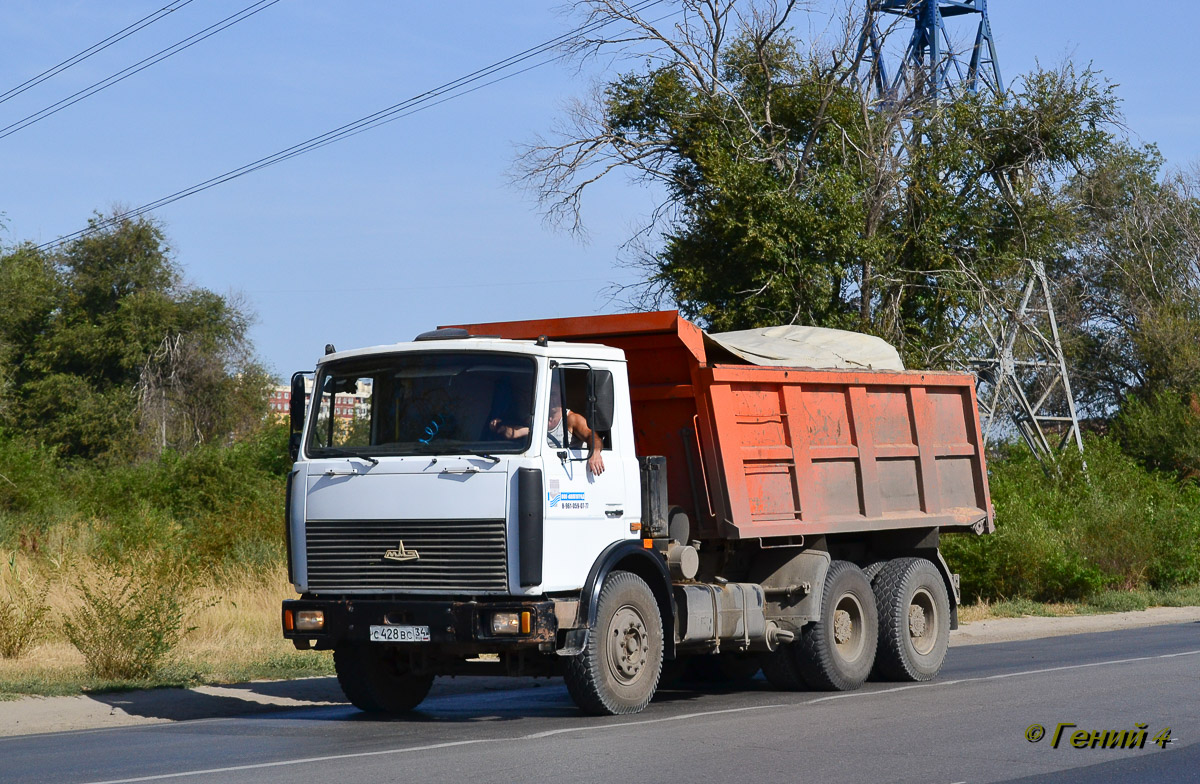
2;1;1196;376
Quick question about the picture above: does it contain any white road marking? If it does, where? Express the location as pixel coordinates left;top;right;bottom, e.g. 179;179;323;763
80;647;1200;784
81;739;503;784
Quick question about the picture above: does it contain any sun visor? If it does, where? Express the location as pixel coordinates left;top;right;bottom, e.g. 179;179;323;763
703;325;904;371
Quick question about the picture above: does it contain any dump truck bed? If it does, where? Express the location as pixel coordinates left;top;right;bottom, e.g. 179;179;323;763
450;311;993;541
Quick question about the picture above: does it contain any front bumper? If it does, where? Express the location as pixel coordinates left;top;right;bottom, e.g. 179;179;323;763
282;598;559;650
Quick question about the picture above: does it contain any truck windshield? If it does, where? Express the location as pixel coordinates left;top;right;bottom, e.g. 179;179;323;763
305;352;536;458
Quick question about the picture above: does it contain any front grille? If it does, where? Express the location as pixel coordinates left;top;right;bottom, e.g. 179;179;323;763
305;518;507;592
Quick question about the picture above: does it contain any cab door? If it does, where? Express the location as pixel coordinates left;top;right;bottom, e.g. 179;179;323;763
538;364;630;590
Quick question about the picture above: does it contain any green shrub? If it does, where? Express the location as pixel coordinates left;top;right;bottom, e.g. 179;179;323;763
63;558;203;680
944;436;1200;602
1083;589;1153;613
0;433;77;536
44;423;289;569
1113;390;1200;482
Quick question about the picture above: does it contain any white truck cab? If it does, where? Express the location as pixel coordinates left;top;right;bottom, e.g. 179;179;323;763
287;334;641;599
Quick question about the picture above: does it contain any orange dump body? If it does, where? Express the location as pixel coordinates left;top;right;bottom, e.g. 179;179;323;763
450;311;993;541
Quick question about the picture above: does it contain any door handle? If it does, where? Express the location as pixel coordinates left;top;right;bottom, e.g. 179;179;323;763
605;508;624;518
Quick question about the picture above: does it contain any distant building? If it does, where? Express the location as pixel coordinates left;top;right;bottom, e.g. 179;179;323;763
268;378;372;423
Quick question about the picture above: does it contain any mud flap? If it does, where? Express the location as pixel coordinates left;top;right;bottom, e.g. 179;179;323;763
557;628;589;657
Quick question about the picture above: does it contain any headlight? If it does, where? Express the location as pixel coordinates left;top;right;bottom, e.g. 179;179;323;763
491;611;531;635
295;610;325;631
491;611;521;635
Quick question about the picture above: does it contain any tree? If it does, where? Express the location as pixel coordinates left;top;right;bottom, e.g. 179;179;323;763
1059;148;1200;412
519;1;1120;368
0;214;270;460
0;243;59;424
1045;145;1200;479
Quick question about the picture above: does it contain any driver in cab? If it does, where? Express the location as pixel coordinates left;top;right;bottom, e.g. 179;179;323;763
488;391;604;476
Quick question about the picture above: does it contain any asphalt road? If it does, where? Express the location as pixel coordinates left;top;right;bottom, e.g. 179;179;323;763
2;622;1197;784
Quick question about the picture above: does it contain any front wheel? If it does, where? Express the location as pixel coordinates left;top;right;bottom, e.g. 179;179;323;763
334;644;434;714
564;570;663;715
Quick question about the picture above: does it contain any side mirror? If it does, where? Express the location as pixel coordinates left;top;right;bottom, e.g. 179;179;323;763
586;369;615;432
289;372;308;461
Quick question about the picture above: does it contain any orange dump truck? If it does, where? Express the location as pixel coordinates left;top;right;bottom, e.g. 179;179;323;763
282;311;992;715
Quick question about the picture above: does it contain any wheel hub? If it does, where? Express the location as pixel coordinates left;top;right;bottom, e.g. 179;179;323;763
908;604;927;638
831;590;867;664
609;606;649;682
833;609;853;644
907;587;938;655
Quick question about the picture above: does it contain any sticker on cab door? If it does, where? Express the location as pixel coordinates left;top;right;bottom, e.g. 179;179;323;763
547;479;588;510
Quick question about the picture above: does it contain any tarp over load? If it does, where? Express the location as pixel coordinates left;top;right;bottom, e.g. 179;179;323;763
703;325;904;371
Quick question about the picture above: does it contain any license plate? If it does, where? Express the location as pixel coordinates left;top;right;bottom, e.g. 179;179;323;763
369;625;430;642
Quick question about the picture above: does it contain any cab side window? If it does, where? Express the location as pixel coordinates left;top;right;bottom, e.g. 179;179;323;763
557;367;613;450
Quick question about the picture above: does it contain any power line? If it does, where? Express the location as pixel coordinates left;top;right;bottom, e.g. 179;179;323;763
250;277;619;295
0;0;197;107
220;54;561;178
38;0;668;251
0;0;282;141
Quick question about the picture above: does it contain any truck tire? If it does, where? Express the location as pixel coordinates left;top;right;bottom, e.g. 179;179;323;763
862;560;888;582
872;557;950;682
564;570;663;715
333;644;434;714
794;560;878;691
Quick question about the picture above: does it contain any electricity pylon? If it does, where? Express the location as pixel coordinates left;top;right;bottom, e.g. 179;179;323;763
970;260;1086;467
856;0;1004;102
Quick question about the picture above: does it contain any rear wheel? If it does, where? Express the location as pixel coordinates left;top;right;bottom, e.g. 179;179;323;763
872;558;950;682
334;643;434;714
794;561;878;691
564;570;663;715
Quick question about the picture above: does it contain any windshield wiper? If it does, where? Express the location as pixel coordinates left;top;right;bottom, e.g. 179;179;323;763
365;443;504;461
319;448;379;465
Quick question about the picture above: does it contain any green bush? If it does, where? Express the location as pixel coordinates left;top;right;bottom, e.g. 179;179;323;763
1084;589;1152;613
943;436;1200;602
1113;390;1200;482
0;433;78;536
0;422;290;570
62;558;203;680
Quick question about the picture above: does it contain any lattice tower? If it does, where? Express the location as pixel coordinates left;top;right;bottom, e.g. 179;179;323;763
856;0;1004;102
969;261;1086;466
855;3;1084;466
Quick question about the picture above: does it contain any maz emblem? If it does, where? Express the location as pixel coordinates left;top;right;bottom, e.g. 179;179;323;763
383;542;420;562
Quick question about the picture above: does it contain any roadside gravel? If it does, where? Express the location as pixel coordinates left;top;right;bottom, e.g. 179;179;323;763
3;605;1198;738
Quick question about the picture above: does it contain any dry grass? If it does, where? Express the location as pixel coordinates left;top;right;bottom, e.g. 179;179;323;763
957;583;1200;624
179;564;333;682
0;556;331;698
958;598;1080;624
4;546;1197;698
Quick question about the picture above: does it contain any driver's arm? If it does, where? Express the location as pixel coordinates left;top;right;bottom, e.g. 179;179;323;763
488;419;529;439
566;411;605;475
